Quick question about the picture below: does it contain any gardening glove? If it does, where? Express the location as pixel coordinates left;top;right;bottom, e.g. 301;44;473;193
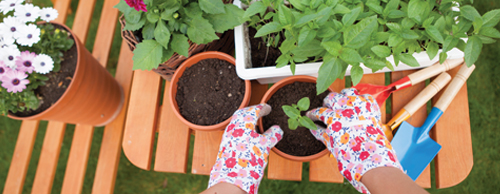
208;104;283;194
306;88;403;194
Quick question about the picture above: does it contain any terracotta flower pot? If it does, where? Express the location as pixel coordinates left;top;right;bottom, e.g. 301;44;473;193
170;51;251;131
8;22;124;127
258;75;333;162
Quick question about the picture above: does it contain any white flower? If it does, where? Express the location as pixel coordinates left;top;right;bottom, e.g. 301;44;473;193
0;34;15;48
16;24;40;46
0;0;24;15
14;3;40;23
0;46;21;68
0;16;24;39
39;7;58;22
33;54;54;74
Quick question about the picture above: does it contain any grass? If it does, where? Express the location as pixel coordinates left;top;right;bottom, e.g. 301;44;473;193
1;0;500;193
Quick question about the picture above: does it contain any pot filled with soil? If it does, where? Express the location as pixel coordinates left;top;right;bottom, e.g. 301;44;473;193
170;51;251;131
258;75;333;161
8;22;124;127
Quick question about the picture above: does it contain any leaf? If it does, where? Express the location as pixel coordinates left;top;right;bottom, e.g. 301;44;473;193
114;0;133;15
132;40;163;70
297;97;310;111
350;65;363;86
333;4;351;14
288;118;299;130
207;4;244;33
464;36;482;67
299;116;317;130
371;45;391;58
242;1;266;19
170;33;189;57
187;17;219;44
342;7;362;27
124;16;146;31
289;0;305;11
460;5;482;22
364;58;387;72
344;16;378;49
479;27;500;39
279;4;293;25
387;10;406;19
276;55;290;68
254;22;282;37
199;0;225;14
399;53;419;67
340;48;364;64
383;0;400;16
402;18;416;29
154;21;171;49
442;36;459;53
142;21;155;40
408;0;429;24
279;39;296;54
482;9;500;27
124;9;142;23
291;39;323;58
147;12;160;23
478;35;496;44
160;0;180;20
388;33;403;47
283;105;300;119
296;6;333;26
439;52;447;64
427;41;439;60
161;47;174;63
321;40;342;57
425;26;444;43
401;29;419;39
366;0;383;14
375;32;390;43
317;58;342;94
386;22;402;33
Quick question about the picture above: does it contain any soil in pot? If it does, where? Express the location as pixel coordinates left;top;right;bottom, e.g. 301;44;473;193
263;82;328;156
249;27;282;68
11;24;76;117
176;58;245;125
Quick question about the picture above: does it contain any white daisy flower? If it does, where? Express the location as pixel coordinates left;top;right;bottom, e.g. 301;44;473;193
14;3;40;23
0;0;24;15
33;54;54;74
16;24;40;46
39;7;58;22
1;16;24;39
0;46;21;68
0;34;16;48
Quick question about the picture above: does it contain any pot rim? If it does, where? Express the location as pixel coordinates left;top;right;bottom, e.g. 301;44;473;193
258;75;333;162
170;51;252;131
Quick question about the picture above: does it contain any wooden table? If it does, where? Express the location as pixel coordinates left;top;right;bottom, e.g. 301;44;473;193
123;66;473;189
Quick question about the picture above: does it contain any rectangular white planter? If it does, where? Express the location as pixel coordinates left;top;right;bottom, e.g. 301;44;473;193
234;0;465;84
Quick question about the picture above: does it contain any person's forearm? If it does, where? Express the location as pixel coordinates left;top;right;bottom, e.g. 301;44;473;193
361;167;428;194
200;182;247;194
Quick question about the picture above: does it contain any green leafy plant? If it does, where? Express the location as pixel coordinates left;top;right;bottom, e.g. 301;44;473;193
242;0;500;94
115;0;245;70
282;97;317;130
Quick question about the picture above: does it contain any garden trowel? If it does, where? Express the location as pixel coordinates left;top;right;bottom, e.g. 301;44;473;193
354;58;464;107
382;72;451;141
392;64;476;181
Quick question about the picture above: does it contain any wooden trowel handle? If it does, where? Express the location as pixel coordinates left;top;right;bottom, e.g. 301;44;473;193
405;58;464;88
434;64;476;111
403;73;451;115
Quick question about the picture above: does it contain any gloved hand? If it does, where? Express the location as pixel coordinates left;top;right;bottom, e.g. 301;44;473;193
307;88;403;193
208;104;283;194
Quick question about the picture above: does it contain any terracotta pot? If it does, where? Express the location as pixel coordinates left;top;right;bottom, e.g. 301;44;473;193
8;22;124;127
258;75;333;162
170;51;251;131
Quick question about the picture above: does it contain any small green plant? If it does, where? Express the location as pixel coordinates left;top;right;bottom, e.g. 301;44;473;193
242;0;500;94
282;97;317;130
115;0;245;70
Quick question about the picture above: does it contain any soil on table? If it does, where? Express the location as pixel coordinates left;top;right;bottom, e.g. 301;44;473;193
263;82;328;156
11;25;76;117
176;59;245;125
249;27;282;68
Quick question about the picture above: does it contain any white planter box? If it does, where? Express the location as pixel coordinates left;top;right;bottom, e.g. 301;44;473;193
234;0;465;84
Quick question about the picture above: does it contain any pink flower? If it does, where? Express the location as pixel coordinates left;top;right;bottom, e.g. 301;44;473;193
214;160;223;171
259;136;267;145
1;70;29;93
228;172;238;177
225;158;237;168
232;129;244;137
275;132;282;141
234;179;243;188
238;169;247;177
355;164;364;174
243;115;254;122
250;131;259;138
366;102;372;112
359;151;370;161
125;0;147;12
249;184;256;194
341;109;354;118
365;142;377;153
338;97;348;106
343;170;352;181
257;158;264;167
341;150;351;161
388;151;396;162
371;154;382;163
236;143;247;152
15;51;36;73
226;124;235;132
0;61;12;79
250;170;260;179
337;161;343;171
355;106;361;114
332;121;342;132
366;126;378;135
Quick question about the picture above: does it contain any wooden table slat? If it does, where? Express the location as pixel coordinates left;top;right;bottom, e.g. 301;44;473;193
70;0;96;42
122;70;162;170
192;131;224;175
267;152;302;181
390;70;431;188
52;0;71;24
3;120;40;194
91;0;121;67
154;81;191;173
61;125;94;194
432;65;473;188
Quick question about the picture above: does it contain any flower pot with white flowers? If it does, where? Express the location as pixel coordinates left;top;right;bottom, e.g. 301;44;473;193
0;1;124;126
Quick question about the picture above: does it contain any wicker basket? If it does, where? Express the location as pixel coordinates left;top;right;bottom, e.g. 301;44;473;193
119;16;235;81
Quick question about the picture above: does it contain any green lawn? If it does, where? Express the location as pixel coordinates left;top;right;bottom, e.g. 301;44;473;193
1;0;500;193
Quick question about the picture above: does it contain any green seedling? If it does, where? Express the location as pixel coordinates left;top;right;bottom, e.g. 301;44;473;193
282;97;317;130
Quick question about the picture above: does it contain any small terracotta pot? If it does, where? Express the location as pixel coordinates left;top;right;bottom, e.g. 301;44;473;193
258;75;333;162
8;22;124;127
170;51;251;131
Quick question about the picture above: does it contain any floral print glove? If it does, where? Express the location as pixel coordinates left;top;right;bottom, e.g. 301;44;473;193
208;104;283;194
306;88;403;193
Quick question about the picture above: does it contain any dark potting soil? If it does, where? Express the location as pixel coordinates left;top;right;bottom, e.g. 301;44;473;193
176;59;245;125
249;27;282;68
263;82;329;156
11;25;76;117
